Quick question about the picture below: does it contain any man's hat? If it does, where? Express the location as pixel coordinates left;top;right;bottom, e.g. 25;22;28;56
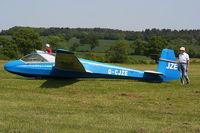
45;44;50;47
180;47;185;51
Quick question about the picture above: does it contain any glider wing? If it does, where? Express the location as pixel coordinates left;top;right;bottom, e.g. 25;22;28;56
55;49;86;72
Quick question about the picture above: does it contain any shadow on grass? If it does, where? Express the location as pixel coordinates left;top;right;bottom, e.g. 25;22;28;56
40;79;79;88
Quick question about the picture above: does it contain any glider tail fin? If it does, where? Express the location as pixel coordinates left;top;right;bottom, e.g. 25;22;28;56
157;49;180;81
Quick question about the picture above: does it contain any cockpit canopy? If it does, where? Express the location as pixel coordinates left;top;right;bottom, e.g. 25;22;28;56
20;50;55;62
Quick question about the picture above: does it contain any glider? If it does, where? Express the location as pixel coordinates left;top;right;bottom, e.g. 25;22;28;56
4;49;180;82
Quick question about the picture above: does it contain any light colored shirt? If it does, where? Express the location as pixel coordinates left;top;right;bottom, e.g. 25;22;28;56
179;52;189;64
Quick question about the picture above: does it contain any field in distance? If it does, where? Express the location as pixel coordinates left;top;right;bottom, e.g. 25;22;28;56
0;60;200;133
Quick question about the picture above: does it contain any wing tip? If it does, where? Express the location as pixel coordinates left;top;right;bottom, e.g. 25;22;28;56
56;49;74;54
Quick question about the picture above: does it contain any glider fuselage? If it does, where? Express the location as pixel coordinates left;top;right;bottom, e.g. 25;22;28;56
4;49;180;82
5;58;150;80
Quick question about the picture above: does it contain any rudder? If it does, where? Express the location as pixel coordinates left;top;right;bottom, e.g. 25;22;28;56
157;49;180;81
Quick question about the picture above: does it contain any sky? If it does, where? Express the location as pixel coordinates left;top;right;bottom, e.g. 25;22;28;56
0;0;200;31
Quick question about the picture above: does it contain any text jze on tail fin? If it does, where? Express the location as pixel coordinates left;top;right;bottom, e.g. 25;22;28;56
157;49;180;81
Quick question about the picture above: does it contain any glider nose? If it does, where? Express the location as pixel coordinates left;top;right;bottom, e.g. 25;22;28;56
4;60;21;72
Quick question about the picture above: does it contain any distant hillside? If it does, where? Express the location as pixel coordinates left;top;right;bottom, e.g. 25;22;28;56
1;26;200;44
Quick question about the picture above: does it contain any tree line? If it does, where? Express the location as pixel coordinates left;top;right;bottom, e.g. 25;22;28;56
0;26;200;63
1;26;200;44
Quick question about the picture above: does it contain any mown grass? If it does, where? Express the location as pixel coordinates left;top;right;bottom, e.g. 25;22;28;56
0;60;200;133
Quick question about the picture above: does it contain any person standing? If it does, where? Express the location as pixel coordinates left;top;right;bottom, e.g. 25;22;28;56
45;44;52;54
178;47;190;85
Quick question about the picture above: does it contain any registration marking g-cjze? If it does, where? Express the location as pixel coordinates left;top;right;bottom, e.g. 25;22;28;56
108;69;128;76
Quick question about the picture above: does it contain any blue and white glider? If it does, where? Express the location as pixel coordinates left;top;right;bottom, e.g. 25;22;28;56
4;49;180;82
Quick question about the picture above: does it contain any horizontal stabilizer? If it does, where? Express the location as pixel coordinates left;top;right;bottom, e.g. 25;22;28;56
144;71;165;76
55;49;86;72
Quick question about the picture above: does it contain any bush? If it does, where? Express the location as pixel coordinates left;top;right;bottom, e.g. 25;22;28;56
0;53;10;60
106;40;130;63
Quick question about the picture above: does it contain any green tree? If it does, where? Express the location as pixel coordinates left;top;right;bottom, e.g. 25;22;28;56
0;36;19;59
80;34;88;44
187;47;196;57
0;36;8;47
70;42;80;51
145;36;168;62
63;33;72;41
12;28;43;55
106;40;130;63
88;33;99;50
47;35;68;50
80;33;99;51
133;39;148;55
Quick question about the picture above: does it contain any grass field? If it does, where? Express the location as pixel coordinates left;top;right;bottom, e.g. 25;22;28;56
0;60;200;133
